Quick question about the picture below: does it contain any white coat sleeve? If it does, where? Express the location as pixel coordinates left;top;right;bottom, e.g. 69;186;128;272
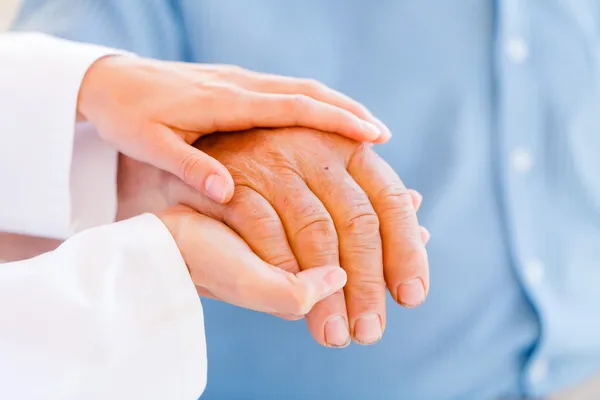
0;32;124;239
0;213;207;400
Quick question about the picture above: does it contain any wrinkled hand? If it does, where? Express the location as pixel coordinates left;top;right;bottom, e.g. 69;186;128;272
79;56;390;203
157;206;347;316
165;128;430;347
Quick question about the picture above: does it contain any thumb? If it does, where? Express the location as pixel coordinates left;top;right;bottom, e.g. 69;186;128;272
253;264;347;316
213;259;348;316
288;266;349;315
160;136;235;204
167;209;349;315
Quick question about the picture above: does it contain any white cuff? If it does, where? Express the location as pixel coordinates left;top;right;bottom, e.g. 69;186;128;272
0;32;127;239
69;122;119;234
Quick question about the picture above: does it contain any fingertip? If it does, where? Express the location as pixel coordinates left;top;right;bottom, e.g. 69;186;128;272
419;226;431;245
407;189;423;211
372;119;392;144
204;171;235;204
396;278;427;308
298;265;347;301
322;265;348;292
358;120;382;142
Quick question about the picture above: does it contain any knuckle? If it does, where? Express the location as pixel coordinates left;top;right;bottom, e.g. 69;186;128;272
376;183;414;217
336;189;380;242
284;276;313;316
294;215;338;259
289;94;311;113
342;212;381;255
178;153;201;185
214;83;242;98
225;186;300;273
228;187;275;223
342;206;379;237
218;64;246;77
198;82;239;100
294;209;336;241
288;297;312;316
344;236;381;258
345;278;386;302
298;78;326;95
269;254;301;274
347;142;376;167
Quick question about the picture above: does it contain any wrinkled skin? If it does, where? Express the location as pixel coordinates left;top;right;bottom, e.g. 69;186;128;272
0;127;429;347
170;128;430;346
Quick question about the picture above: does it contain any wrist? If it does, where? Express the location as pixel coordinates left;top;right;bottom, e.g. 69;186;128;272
116;154;173;220
77;55;124;123
155;206;196;269
156;210;181;245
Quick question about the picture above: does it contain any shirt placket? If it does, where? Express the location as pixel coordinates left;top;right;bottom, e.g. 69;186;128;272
495;0;550;396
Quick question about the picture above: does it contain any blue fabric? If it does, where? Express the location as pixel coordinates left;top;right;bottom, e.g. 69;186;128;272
13;1;600;399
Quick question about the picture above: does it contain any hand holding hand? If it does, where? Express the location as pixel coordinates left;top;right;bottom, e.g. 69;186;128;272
78;56;390;203
157;206;347;316
113;127;429;347
169;128;430;347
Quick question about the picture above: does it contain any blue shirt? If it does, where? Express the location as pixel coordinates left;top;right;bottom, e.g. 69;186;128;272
13;1;600;399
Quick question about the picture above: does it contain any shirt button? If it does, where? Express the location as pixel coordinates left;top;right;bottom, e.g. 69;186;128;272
529;358;549;384
506;37;529;63
524;259;545;286
511;147;533;173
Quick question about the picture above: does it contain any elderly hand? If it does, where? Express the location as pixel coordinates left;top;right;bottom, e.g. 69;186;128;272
164;128;430;347
78;56;390;203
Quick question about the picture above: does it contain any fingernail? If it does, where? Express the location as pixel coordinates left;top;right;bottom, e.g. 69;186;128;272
397;278;426;308
204;173;228;203
368;116;392;142
324;315;350;348
376;122;392;142
353;313;382;345
360;120;382;141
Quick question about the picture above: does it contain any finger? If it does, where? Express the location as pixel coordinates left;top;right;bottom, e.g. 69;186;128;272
174;177;310;320
194;251;292;306
200;89;383;143
348;145;430;308
258;173;351;348
221;186;307;321
172;172;323;317
141;125;235;204
408;189;423;212
222;185;300;275
306;163;386;345
420;226;431;245
198;279;346;321
401;189;430;245
303;288;351;348
181;211;347;315
221;70;392;143
207;256;347;316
